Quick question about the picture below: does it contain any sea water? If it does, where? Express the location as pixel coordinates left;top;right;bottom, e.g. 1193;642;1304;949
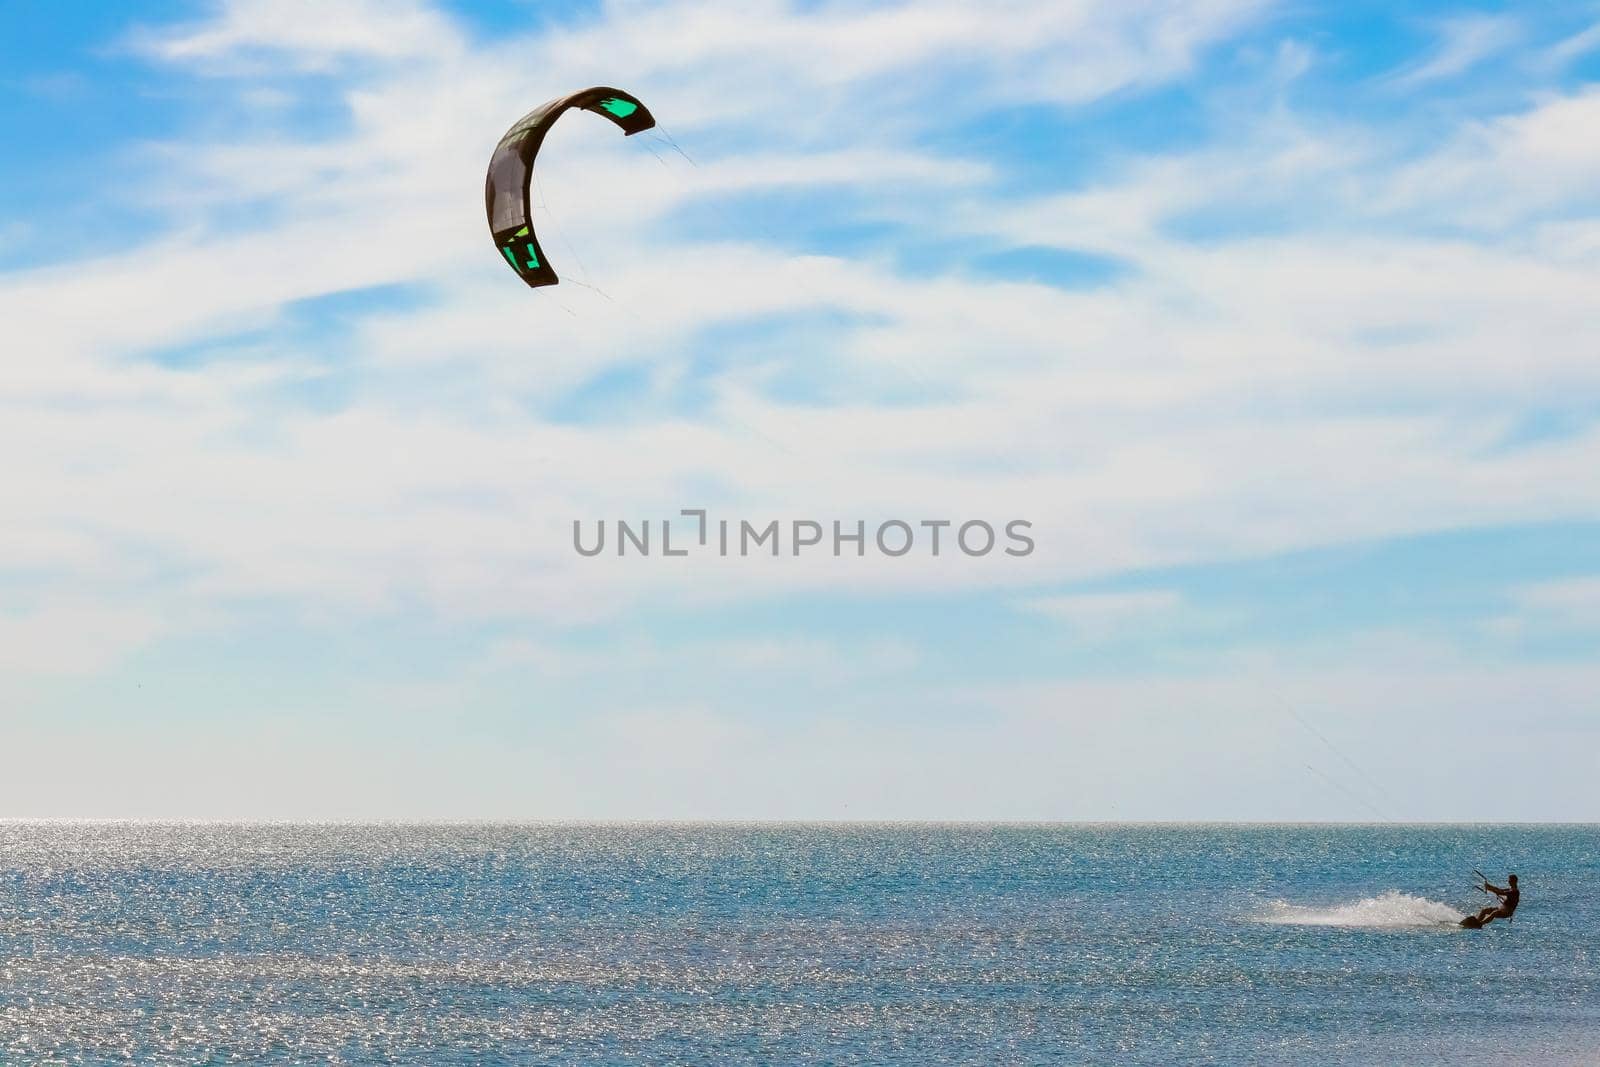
0;823;1595;1064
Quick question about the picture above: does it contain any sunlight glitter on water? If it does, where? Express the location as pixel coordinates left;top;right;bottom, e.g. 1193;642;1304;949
1;822;1596;1065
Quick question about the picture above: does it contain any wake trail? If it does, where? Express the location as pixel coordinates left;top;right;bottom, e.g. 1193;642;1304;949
1258;890;1465;928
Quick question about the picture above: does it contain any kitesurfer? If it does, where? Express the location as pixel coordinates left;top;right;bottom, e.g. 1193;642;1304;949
1466;873;1519;927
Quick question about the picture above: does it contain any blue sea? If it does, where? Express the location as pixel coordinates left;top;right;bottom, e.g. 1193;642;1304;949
1;823;1596;1064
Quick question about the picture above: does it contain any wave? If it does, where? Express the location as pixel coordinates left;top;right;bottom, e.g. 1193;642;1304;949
1258;890;1465;928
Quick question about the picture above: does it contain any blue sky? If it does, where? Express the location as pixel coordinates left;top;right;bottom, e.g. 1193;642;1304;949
3;0;1599;819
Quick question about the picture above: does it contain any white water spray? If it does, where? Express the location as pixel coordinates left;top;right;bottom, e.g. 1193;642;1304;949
1259;890;1465;928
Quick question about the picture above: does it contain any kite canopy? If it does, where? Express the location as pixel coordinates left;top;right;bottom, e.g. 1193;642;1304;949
484;86;656;288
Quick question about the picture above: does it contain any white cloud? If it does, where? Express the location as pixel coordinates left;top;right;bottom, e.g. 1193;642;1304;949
1381;87;1600;226
1018;590;1183;638
1544;18;1600;68
0;599;167;675
1388;14;1521;89
476;633;920;682
131;0;465;69
1501;577;1600;633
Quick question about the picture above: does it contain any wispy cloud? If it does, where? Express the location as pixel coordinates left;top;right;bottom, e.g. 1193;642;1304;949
1544;17;1600;68
1019;590;1184;639
129;0;465;69
1503;577;1600;632
1387;14;1522;89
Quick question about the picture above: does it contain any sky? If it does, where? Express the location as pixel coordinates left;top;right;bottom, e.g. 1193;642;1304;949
2;0;1599;820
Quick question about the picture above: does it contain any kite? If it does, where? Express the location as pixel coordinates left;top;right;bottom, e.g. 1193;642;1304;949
484;86;656;288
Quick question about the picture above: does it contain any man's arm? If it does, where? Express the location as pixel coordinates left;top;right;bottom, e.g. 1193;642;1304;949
1483;882;1508;898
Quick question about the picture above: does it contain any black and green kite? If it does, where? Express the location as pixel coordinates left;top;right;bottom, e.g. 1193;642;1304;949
484;86;656;288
